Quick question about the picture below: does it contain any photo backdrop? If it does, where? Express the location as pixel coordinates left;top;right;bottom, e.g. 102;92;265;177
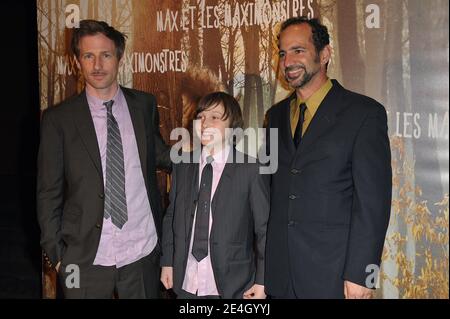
37;0;449;299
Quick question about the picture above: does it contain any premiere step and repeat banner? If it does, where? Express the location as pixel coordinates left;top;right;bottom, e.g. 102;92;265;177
37;0;448;299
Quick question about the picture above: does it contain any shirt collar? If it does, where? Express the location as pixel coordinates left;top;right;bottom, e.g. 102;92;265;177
201;143;231;165
296;78;333;112
86;86;122;111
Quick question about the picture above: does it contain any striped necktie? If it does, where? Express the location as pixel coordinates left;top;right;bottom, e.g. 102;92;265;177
104;100;128;229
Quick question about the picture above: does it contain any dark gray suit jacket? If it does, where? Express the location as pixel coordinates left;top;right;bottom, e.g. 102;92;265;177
161;149;269;298
265;80;392;298
37;87;170;269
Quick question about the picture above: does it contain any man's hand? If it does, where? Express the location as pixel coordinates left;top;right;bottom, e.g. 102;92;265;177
160;266;173;290
243;284;266;299
344;280;373;299
55;261;61;273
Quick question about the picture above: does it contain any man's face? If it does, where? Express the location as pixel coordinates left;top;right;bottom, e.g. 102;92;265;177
278;24;322;89
76;33;121;95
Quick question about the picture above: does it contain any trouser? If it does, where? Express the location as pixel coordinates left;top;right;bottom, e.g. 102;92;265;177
59;245;161;299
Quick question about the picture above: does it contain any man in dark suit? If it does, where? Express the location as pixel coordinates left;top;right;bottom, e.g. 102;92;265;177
265;17;392;299
37;20;170;298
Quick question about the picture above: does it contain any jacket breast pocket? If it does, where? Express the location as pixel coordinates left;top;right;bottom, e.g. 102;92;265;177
298;147;331;170
300;139;348;170
312;140;341;156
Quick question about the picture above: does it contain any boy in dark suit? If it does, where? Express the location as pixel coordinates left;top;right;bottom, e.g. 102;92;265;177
160;92;269;299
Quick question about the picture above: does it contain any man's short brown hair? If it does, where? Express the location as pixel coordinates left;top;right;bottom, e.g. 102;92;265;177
71;20;127;60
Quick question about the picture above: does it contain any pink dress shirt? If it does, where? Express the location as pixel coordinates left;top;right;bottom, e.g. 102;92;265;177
87;88;158;268
182;144;231;296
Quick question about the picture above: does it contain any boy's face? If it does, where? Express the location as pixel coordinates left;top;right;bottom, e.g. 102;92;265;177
195;103;232;149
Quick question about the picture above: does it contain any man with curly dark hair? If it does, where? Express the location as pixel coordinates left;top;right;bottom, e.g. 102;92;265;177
265;16;392;299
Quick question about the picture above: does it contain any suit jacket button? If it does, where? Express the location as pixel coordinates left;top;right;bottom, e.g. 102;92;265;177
289;194;297;200
95;223;101;229
98;194;104;199
288;221;295;226
291;168;300;175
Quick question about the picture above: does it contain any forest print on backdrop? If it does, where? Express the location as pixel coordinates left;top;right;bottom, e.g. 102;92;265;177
37;0;448;298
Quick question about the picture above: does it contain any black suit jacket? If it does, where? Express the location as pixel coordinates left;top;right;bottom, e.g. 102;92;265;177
161;149;269;299
265;80;392;298
37;87;170;269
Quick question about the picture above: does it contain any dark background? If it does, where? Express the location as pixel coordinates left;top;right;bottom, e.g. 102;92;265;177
0;1;41;298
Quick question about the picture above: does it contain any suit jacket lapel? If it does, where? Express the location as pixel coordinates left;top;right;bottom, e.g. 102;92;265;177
296;81;342;157
211;148;236;222
281;92;297;156
123;88;148;182
185;160;199;243
72;92;103;180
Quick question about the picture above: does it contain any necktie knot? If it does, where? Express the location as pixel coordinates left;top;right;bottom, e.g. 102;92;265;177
206;155;214;165
299;102;307;114
104;100;114;114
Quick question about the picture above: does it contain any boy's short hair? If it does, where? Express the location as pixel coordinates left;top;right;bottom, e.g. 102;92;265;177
195;92;244;129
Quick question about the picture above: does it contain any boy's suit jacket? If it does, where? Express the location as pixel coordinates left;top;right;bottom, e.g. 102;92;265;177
161;148;269;298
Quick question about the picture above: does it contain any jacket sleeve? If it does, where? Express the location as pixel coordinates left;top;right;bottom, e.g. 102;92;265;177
36;109;65;268
343;106;392;287
249;163;270;285
160;164;178;267
149;95;171;171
